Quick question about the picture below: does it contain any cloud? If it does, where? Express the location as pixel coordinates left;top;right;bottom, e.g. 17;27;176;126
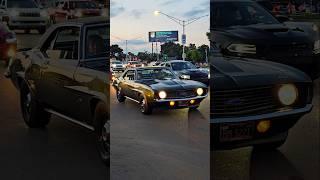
111;1;125;17
131;9;146;19
115;39;148;46
159;0;182;6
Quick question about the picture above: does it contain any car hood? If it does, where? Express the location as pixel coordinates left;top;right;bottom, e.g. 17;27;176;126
211;56;311;91
137;79;206;91
223;24;311;44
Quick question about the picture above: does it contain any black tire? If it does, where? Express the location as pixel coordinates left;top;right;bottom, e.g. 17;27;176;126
38;27;46;34
93;102;109;166
253;132;288;150
139;95;152;115
116;89;126;103
20;82;50;128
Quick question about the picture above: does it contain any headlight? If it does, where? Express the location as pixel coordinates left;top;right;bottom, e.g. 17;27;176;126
112;64;116;68
278;84;298;106
158;91;167;99
196;88;204;96
40;10;48;17
314;40;320;54
180;74;190;80
9;10;19;17
122;64;126;68
208;73;210;79
7;48;15;57
227;43;256;54
141;64;145;67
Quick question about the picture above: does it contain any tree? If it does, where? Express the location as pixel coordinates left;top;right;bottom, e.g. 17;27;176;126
161;42;183;59
110;44;123;59
187;49;202;63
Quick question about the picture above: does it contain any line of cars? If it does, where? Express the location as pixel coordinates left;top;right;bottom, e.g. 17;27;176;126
0;0;107;34
210;0;316;150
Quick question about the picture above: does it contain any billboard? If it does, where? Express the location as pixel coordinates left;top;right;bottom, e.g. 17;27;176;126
149;31;179;42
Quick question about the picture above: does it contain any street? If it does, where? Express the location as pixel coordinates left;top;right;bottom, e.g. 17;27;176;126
0;32;108;180
110;81;210;179
212;80;320;180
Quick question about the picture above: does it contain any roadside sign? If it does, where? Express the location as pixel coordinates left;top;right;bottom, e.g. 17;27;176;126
182;34;186;45
149;31;179;42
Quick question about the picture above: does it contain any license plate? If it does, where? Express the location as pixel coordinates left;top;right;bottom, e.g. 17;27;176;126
178;101;189;107
219;123;254;142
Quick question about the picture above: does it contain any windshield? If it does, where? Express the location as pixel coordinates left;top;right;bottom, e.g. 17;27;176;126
171;62;196;71
137;68;177;80
212;2;279;28
7;0;38;8
72;1;97;9
86;25;109;59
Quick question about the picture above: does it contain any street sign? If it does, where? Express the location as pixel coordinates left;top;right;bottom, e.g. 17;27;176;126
182;34;186;45
149;31;179;42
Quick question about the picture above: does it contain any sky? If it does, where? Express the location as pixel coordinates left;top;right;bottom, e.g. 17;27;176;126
110;0;210;54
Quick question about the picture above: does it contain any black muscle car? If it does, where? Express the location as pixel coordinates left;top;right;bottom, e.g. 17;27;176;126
161;60;209;85
114;67;208;114
210;50;313;150
210;0;320;79
6;17;110;165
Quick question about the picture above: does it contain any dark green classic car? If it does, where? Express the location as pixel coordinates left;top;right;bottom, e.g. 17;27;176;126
7;17;110;165
113;67;208;114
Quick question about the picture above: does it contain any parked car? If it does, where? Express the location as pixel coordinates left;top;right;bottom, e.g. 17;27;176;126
111;60;125;72
114;67;208;114
0;0;48;34
7;17;110;165
211;0;320;79
161;60;209;85
0;22;16;64
210;47;313;150
48;0;102;24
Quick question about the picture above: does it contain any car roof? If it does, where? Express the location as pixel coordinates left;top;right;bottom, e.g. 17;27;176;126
60;17;109;26
166;60;191;63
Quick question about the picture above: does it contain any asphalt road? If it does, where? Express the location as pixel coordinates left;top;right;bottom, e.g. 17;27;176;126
0;33;108;180
212;80;320;180
110;82;210;180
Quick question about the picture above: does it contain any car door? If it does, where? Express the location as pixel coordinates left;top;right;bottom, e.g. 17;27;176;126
120;70;136;99
37;26;81;116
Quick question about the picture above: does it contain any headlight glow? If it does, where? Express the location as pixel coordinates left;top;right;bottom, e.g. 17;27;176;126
227;43;256;54
158;91;167;99
196;88;204;96
278;84;298;106
75;11;83;18
180;74;190;79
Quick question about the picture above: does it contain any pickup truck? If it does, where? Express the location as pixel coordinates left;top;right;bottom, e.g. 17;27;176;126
7;17;110;165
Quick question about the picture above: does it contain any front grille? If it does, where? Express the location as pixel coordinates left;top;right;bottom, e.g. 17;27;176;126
19;12;40;17
167;90;197;99
211;86;278;118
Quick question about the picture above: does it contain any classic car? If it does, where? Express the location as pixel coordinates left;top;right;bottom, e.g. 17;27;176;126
160;60;209;85
0;22;16;64
210;47;313;150
126;61;144;68
114;67;208;114
210;0;320;79
0;0;48;34
6;17;110;165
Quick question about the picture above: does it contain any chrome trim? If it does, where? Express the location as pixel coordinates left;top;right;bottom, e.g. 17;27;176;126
156;94;208;102
211;104;313;123
124;96;140;103
45;109;94;131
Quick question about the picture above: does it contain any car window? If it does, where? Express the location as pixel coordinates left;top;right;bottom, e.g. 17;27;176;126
85;25;109;59
42;27;80;60
7;0;38;8
137;68;176;80
171;62;196;71
123;70;135;81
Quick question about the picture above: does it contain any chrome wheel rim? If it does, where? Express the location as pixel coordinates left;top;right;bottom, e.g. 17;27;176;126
140;99;146;113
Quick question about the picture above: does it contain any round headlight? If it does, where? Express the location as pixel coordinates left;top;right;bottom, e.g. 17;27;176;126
197;88;204;96
158;91;167;99
278;84;298;106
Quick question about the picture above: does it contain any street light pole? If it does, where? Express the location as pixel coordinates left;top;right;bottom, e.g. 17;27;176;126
154;11;208;61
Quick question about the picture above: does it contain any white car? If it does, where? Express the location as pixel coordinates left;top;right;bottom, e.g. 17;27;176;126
111;60;125;72
0;0;48;34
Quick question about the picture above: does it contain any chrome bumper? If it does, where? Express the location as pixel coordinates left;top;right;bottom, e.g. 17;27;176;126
155;94;208;102
211;104;313;123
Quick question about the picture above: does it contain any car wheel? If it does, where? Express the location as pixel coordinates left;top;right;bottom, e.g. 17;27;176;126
38;27;46;34
94;102;109;166
253;132;288;150
20;82;50;128
116;89;126;103
139;95;152;115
